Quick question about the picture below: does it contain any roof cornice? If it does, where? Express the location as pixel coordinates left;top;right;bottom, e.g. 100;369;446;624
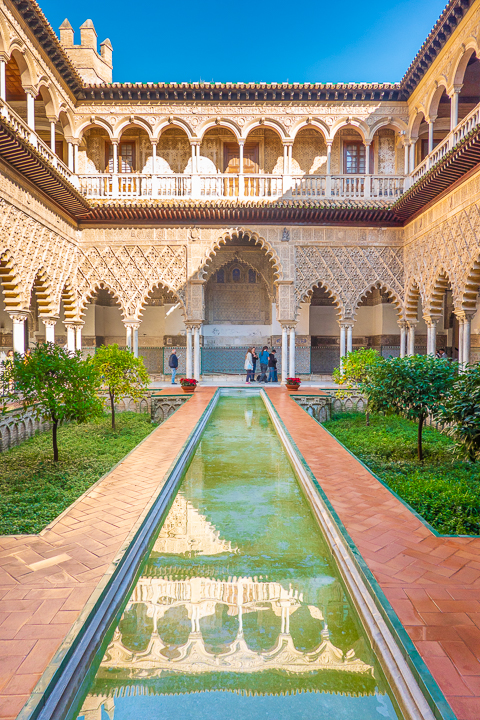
399;0;475;96
9;0;84;96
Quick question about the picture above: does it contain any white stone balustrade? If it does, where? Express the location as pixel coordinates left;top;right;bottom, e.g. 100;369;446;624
77;172;405;201
0;99;74;184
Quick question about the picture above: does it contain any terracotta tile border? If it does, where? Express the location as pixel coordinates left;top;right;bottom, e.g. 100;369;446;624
0;388;216;720
266;387;480;720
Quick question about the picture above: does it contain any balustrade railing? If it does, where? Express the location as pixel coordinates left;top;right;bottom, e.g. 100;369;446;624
77;172;405;201
410;101;480;186
0;99;74;184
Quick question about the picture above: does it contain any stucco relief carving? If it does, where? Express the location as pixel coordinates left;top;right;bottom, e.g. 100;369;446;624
0;198;77;313
77;245;187;319
295;245;404;320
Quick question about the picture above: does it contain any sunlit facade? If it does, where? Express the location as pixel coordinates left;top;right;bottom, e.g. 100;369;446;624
1;0;480;379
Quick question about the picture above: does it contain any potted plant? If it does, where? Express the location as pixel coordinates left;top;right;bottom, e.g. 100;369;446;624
180;378;198;393
286;377;301;390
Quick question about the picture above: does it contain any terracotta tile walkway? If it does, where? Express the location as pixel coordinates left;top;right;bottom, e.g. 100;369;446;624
267;387;480;720
0;388;215;720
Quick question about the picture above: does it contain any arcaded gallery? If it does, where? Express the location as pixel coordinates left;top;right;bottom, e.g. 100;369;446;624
2;1;480;720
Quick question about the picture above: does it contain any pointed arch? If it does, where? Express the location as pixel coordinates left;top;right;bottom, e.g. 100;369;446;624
139;280;186;317
424;268;452;319
204;255;274;303
298;280;344;318
353;281;404;318
60;281;78;321
79;281;127;320
0;250;24;311
459;254;480;313
199;228;283;282
29;269;55;317
404;279;422;322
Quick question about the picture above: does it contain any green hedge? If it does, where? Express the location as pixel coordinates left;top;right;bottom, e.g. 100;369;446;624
323;412;480;536
0;412;156;535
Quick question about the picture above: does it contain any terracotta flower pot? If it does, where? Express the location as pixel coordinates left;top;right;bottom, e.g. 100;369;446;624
181;385;196;393
286;383;300;391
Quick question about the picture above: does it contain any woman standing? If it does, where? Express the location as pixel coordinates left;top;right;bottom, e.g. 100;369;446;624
244;347;253;384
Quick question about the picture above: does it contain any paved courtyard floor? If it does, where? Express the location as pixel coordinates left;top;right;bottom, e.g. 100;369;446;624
0;387;479;720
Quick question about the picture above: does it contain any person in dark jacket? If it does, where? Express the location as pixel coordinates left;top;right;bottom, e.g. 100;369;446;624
251;347;258;381
168;349;179;384
258;346;269;382
268;349;277;383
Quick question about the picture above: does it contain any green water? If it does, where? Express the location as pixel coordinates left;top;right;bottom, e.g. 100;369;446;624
77;393;402;720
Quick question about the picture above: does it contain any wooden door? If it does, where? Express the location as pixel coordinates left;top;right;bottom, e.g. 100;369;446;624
224;143;259;195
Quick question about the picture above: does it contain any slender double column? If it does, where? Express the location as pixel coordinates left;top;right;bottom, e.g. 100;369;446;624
281;325;289;384
124;322;140;358
339;321;354;369
65;323;76;352
193;324;201;381
186;325;193;378
289;325;296;378
456;312;474;369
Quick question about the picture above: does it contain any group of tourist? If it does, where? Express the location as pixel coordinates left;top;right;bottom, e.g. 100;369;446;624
244;346;278;384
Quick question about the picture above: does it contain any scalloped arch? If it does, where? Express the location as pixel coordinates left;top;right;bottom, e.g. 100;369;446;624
0;249;24;311
79;282;127;319
298;280;344;316
199;228;283;282
353;281;404;319
404;279;422;321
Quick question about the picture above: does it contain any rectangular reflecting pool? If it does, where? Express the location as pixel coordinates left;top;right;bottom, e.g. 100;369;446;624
75;393;402;720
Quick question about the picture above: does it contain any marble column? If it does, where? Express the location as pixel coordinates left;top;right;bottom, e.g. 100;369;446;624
463;313;474;368
65;324;76;352
43;317;56;344
289;326;296;378
346;323;353;354
0;57;5;101
75;324;83;351
407;321;417;356
450;87;461;130
399;321;407;358
186;325;193;378
193;325;201;381
458;317;464;367
125;325;132;352
281;325;288;384
9;313;27;355
26;90;35;131
133;325;139;358
425;318;438;356
339;323;346;368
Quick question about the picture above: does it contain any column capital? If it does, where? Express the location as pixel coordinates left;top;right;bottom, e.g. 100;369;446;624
339;320;354;328
9;311;28;323
407;319;418;328
42;316;58;327
280;322;296;330
124;321;141;331
455;310;475;322
423;315;440;327
398;320;408;329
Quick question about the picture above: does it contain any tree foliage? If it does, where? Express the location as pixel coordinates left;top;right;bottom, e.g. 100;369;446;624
438;363;480;462
93;344;150;430
365;355;457;461
333;347;384;425
2;343;102;462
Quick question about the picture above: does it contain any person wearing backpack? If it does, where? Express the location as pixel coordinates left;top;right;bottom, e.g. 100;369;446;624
258;346;269;382
168;349;179;384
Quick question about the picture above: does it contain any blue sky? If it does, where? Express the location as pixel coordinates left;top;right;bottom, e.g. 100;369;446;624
40;0;446;84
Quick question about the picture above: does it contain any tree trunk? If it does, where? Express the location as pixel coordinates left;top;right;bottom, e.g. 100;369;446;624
366;409;370;427
109;389;116;431
52;417;59;462
418;412;424;463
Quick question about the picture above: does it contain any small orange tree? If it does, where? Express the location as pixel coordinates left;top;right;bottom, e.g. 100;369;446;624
333;347;383;425
93;344;150;430
2;343;102;462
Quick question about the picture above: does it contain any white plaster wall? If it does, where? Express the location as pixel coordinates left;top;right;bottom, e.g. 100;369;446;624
309;306;340;335
164;305;185;335
296;303;310;335
83;304;96;336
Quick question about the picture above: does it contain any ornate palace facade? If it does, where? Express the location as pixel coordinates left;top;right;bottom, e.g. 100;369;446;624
1;0;480;379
